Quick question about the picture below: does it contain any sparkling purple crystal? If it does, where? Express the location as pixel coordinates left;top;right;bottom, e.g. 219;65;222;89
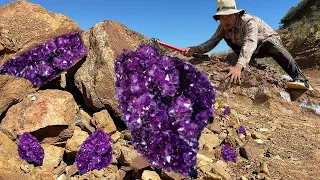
239;125;246;135
223;106;231;115
221;145;237;163
75;129;112;175
0;31;87;87
114;44;216;177
18;132;44;165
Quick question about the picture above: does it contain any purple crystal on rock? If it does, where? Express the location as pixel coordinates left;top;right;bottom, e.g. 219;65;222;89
223;106;231;115
0;31;87;87
75;129;112;175
18;132;44;165
239;125;246;135
114;44;216;177
221;145;237;163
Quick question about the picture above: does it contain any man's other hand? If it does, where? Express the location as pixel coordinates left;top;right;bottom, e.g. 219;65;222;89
223;63;243;85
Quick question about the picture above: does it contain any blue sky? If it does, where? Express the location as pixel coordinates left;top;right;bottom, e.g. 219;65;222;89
1;0;301;54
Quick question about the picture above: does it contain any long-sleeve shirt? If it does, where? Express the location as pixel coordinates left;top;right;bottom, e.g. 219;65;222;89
194;12;279;67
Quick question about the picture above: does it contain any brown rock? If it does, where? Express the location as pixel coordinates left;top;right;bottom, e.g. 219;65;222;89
56;174;67;180
118;146;140;165
199;134;220;150
52;162;67;177
33;124;75;145
1;90;78;136
0;75;35;117
207;119;222;134
75;20;148;116
160;169;185;180
116;169;126;180
198;150;216;160
40;171;55;180
65;126;89;159
66;163;78;177
42;144;65;172
110;131;121;143
0;123;17;140
130;155;150;170
211;163;232;180
104;165;118;179
199;164;213;174
92;169;105;179
256;173;266;180
120;166;132;172
92;110;117;134
251;131;267;140
141;170;161;180
75;109;95;133
112;141;122;160
0;171;34;180
239;139;262;160
203;172;222;180
197;154;214;168
259;162;269;173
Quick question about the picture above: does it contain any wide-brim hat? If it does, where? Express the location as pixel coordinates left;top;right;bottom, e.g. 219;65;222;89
213;0;245;21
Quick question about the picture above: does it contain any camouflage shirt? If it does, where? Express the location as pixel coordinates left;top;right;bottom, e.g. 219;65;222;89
195;12;279;67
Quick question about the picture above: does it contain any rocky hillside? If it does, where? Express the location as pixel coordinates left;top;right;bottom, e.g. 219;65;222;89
0;1;319;180
279;0;320;69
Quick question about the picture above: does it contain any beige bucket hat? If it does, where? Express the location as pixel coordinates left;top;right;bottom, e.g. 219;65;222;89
213;0;245;20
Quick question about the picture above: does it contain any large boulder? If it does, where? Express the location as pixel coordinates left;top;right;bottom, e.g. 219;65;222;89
0;0;83;115
75;20;148;116
0;0;80;66
1;90;78;143
0;75;35;116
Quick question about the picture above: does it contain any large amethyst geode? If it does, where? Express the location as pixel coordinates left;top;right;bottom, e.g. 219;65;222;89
0;31;86;87
114;44;216;176
18;132;45;165
75;129;112;175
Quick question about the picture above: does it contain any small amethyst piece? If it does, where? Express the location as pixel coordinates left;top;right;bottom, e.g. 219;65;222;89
18;132;44;165
239;125;246;135
75;129;112;175
223;106;231;115
221;145;237;163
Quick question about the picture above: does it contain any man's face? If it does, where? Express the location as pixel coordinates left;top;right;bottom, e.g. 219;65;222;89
219;14;237;30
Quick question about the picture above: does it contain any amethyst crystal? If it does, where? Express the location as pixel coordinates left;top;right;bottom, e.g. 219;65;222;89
223;106;231;115
75;129;112;175
239;125;246;135
114;44;216;177
221;145;237;163
0;31;87;87
18;132;44;165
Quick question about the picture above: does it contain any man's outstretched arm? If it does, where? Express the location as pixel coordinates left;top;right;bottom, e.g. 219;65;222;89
183;24;224;56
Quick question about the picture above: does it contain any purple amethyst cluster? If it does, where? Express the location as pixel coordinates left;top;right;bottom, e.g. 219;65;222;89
114;44;216;177
221;145;237;163
0;31;87;87
75;129;112;175
18;132;44;165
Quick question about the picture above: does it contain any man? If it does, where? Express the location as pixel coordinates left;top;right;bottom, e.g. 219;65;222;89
182;0;311;90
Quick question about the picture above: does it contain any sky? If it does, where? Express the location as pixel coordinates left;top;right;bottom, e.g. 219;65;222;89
0;0;301;54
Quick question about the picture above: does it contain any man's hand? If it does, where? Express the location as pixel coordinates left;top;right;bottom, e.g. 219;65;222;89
181;47;198;57
223;63;243;85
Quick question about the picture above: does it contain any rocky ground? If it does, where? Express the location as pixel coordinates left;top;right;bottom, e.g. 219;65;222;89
0;1;319;180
